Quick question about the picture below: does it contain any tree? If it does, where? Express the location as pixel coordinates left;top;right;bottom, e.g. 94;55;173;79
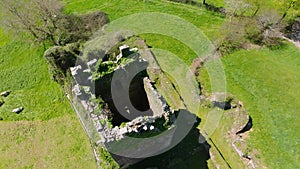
217;17;247;53
0;0;64;45
218;0;295;53
275;0;300;21
224;0;253;16
244;0;262;16
256;9;285;46
0;0;109;46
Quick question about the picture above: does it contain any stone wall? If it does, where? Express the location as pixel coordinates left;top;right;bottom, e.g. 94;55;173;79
143;77;169;117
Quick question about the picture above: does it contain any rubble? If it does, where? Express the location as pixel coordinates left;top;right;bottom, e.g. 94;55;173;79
12;107;24;114
0;90;11;97
70;65;82;76
87;59;98;66
72;84;82;96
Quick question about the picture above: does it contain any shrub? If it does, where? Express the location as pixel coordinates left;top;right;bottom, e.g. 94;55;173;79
244;18;263;44
218;17;246;54
98;147;119;169
80;11;109;33
1;0;109;46
44;46;77;84
218;10;286;54
120;122;127;128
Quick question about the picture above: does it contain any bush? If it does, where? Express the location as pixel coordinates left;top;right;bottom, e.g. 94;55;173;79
98;147;119;169
58;11;109;45
218;17;246;54
120;122;127;128
263;37;285;49
81;11;109;33
218;10;286;54
44;46;77;84
244;18;263;44
1;0;109;46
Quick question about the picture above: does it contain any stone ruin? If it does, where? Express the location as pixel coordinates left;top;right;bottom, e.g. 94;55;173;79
68;31;260;167
69;37;213;168
70;45;176;144
69;39;212;168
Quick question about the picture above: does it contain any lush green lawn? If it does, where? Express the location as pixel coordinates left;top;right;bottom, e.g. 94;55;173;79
0;33;72;121
221;44;300;168
1;0;299;168
0;115;97;169
63;0;224;40
0;28;97;168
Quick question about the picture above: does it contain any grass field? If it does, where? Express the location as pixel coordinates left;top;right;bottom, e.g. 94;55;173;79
200;43;300;168
0;29;97;167
222;44;300;168
1;0;300;168
0;32;72;121
0;115;97;169
64;0;300;168
63;0;224;40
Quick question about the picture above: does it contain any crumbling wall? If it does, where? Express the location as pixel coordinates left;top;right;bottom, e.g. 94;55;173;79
143;77;169;117
69;36;206;167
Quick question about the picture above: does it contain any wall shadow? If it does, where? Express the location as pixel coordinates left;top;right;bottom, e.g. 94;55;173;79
111;112;211;169
95;66;153;126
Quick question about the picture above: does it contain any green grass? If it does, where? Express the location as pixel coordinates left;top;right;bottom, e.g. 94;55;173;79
194;0;225;7
0;37;72;121
0;27;97;168
220;44;300;168
151;47;200;114
199;44;300;168
1;0;299;168
0;115;97;169
63;0;224;40
141;34;197;64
